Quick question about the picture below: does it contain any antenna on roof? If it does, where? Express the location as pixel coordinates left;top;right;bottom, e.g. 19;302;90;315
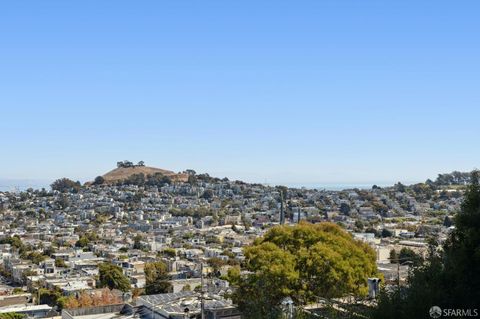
280;190;285;225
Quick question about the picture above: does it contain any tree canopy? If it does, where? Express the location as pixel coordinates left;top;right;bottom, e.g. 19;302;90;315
0;313;26;319
61;289;122;309
116;160;145;168
230;222;379;318
98;263;131;292
373;171;480;318
144;261;172;294
93;176;105;185
51;178;81;193
115;173;171;187
433;171;471;186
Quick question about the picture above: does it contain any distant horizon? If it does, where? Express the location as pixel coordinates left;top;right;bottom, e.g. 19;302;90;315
0;171;445;192
0;160;476;191
0;172;440;187
0;179;415;192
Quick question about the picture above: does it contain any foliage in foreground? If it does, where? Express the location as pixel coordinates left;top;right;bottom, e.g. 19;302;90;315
373;171;480;318
0;313;26;319
230;222;380;319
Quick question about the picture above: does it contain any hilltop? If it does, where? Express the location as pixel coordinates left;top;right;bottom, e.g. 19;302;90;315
100;161;188;184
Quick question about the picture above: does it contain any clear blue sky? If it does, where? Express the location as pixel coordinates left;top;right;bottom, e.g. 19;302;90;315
1;1;479;186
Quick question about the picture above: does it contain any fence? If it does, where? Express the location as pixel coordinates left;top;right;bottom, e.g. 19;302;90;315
61;304;125;319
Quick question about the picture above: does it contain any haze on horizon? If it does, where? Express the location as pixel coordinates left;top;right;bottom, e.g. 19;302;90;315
1;1;479;186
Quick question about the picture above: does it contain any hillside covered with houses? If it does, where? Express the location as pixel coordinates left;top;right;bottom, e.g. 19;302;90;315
0;164;471;318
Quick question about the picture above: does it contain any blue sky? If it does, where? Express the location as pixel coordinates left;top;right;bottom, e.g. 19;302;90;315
1;1;479;186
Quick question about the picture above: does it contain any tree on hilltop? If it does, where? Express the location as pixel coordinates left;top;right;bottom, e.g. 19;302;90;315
117;160;135;168
93;176;105;185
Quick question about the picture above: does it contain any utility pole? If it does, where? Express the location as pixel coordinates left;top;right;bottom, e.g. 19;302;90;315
394;257;414;291
397;260;400;290
200;262;205;319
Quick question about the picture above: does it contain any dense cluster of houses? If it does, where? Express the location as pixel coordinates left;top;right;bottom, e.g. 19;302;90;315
0;176;463;318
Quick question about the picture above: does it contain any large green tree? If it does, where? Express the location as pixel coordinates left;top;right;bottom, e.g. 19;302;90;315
98;263;131;292
51;178;81;193
399;248;423;266
144;261;172;294
373;171;480;318
0;236;25;251
230;222;379;318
